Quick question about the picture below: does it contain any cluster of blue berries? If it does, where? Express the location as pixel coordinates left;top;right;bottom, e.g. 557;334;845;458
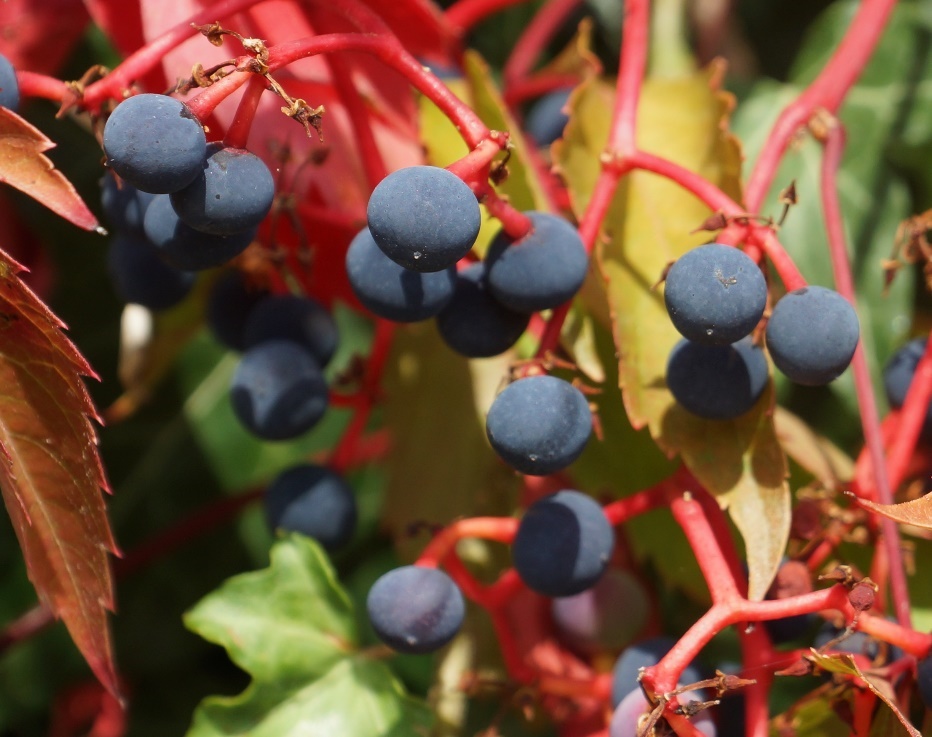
346;165;589;357
663;243;860;420
102;93;275;309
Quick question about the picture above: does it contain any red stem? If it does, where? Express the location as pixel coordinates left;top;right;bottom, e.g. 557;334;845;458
820;123;911;627
502;0;582;88
885;341;932;493
743;0;898;212
82;0;273;111
17;71;71;104
609;0;650;156
223;74;268;149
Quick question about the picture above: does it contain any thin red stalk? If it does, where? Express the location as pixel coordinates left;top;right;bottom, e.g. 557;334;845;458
737;624;779;737
502;73;581;107
223;74;268;149
821;124;911;627
0;604;54;655
608;0;650;155
17;72;70;104
885;341;932;492
477;184;533;238
748;228;807;292
502;0;582;87
744;0;897;212
416;517;519;567
82;0;272;110
669;492;740;603
857;612;932;657
445;0;531;33
602;482;673;525
626;150;744;216
852;690;876;737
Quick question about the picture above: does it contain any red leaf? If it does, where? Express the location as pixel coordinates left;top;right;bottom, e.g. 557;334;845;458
0;0;89;75
851;491;932;531
0;249;119;696
0;108;99;231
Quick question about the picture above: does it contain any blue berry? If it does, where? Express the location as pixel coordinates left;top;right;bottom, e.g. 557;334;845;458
143;194;255;270
512;490;614;597
100;172;156;233
243;294;339;368
170;143;275;235
367;166;480;272
264;464;357;551
883;337;932;431
610;636;705;706
436;263;529;357
664;243;767;345
366;566;465;654
103;93;207;193
551;569;649;653
765;286;859;386
205;271;269;352
230;340;328;441
107;230;194;311
666;338;769;420
345;228;456;322
525;89;571;146
0;54;19;111
609;689;716;737
484;212;588;313
485;375;592;475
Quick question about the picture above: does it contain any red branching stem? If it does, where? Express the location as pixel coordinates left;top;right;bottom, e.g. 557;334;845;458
0;604;54;656
602;482;675;526
486;568;524;607
852;690;877;737
223;74;268;149
885;340;932;493
477;184;533;238
17;72;70;104
820;123;911;627
645;585;851;694
114;489;263;579
445;0;531;34
577;167;629;249
743;0;898;212
533;302;573;359
487;606;536;681
737;624;781;737
82;0;271;110
609;0;650;156
669;492;740;603
330;320;396;473
447;135;506;186
502;0;582;88
857;612;932;658
416;517;519;568
626;151;744;216
747;228;807;292
503;73;581;107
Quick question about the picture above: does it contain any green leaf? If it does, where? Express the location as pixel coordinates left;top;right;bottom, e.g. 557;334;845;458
381;322;520;562
185;534;432;737
769;694;850;737
732;1;928;435
556;68;789;600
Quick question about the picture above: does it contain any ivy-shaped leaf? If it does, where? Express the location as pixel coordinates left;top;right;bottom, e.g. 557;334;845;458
184;534;433;737
556;66;789;600
0;108;99;231
0;248;117;693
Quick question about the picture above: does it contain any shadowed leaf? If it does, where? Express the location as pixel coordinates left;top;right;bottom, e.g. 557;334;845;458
808;650;921;737
556;65;788;600
184;534;432;737
0;248;117;693
852;492;932;530
0;108;99;231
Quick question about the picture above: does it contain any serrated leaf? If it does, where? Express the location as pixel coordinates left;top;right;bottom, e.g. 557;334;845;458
0;108;98;231
185;534;433;737
0;249;117;693
556;67;789;600
852;492;932;530
808;650;921;737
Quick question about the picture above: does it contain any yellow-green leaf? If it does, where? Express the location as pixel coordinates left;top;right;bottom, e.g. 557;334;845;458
555;65;788;600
